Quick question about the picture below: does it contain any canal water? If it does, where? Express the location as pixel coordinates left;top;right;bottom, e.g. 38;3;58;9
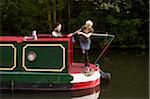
1;49;149;99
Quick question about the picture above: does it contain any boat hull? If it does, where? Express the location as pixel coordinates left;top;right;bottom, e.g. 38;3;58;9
1;63;100;90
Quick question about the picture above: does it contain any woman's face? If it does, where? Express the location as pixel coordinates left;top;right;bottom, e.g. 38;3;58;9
83;27;91;33
56;24;61;32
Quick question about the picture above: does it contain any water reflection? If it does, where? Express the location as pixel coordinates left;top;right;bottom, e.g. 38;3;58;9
74;49;149;99
71;91;100;99
71;85;102;99
1;85;103;99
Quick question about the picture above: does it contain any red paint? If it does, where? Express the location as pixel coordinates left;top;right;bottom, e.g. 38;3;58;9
0;35;71;42
71;78;100;90
69;63;100;90
69;63;99;74
0;36;24;42
68;38;73;72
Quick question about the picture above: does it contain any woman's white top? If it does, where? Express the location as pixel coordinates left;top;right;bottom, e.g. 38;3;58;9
52;31;62;37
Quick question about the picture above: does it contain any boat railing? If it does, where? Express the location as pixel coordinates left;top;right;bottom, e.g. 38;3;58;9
91;33;115;65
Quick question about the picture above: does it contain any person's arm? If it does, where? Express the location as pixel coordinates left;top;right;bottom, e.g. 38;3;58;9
78;32;92;38
67;29;81;37
67;33;74;37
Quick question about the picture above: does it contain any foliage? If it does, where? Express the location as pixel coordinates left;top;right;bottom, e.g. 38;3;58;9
0;0;149;48
106;15;141;45
1;0;48;35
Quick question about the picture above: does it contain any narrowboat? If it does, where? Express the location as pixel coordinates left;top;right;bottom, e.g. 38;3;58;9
0;33;114;90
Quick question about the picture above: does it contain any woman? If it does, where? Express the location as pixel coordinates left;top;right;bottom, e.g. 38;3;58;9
68;20;94;72
52;23;63;37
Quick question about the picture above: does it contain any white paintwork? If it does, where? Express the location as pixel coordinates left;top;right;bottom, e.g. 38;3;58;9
70;70;101;83
71;91;100;99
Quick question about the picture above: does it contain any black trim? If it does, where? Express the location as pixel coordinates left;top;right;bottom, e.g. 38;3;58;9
0;82;73;91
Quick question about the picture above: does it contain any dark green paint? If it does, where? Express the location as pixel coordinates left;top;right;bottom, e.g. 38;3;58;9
25;46;63;69
0;71;73;83
0;40;72;85
0;46;14;68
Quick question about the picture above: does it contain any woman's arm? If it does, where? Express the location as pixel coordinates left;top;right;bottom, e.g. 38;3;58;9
67;29;81;37
78;32;92;38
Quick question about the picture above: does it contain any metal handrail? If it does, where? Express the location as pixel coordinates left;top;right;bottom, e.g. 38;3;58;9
91;33;115;65
92;33;115;38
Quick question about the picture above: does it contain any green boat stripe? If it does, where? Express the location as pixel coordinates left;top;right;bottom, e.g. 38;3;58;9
0;72;73;83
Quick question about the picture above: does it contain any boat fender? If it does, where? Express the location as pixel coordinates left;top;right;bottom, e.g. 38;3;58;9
99;69;111;80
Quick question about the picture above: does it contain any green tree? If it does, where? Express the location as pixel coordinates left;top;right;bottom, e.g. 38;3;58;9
0;0;148;48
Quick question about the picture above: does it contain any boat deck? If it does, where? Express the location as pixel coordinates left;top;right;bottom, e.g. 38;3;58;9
70;63;99;74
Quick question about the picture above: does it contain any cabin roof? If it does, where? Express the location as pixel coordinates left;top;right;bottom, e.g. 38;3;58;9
0;35;71;42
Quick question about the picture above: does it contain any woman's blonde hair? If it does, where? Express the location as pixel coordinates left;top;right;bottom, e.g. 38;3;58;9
85;20;93;28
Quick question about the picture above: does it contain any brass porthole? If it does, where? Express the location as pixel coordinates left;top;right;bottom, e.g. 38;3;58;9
27;51;37;62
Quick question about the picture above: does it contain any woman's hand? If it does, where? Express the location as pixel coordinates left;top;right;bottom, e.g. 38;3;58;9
77;32;83;35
